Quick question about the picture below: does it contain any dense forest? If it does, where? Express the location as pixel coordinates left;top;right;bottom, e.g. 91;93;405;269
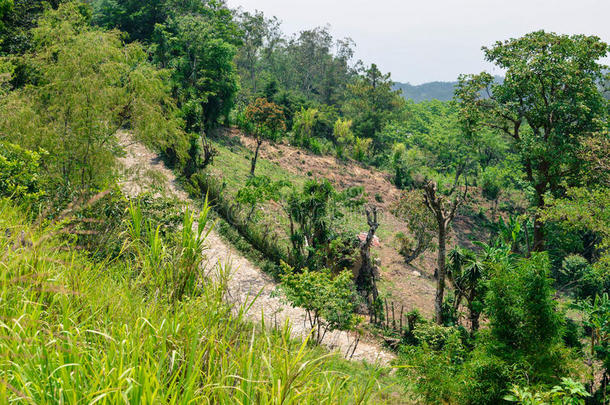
1;1;609;404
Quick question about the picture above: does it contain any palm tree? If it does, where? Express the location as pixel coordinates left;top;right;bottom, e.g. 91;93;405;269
447;242;513;333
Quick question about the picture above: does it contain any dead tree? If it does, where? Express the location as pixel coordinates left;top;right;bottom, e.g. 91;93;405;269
423;180;467;325
356;206;380;305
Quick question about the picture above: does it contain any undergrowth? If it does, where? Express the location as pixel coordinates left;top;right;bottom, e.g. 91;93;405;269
0;198;396;404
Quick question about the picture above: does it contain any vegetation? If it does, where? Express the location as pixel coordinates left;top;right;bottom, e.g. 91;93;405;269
1;0;609;403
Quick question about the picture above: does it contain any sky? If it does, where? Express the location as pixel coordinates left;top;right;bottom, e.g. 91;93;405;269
226;0;610;85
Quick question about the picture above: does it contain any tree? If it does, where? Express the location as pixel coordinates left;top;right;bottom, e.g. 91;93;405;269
485;253;566;381
244;97;286;175
392;190;437;264
91;0;167;43
355;206;380;304
236;175;289;223
152;5;240;132
456;31;609;252
0;0;67;56
423;180;467;324
577;293;610;400
0;2;186;192
332;118;354;159
234;10;280;95
284;179;336;267
278;263;359;344
447;243;511;333
343;63;404;153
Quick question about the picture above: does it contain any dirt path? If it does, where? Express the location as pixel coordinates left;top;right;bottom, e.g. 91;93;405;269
117;132;395;365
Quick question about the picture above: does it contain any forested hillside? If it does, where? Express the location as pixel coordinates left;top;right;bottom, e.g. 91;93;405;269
1;1;609;404
393;81;457;102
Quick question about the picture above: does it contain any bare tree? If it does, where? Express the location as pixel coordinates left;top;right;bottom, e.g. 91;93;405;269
356;206;380;304
423;180;467;324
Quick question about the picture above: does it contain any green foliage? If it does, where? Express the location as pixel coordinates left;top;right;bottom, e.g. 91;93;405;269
343;63;404;153
505;378;590;405
0;2;187;192
127;197;214;303
576;293;610;393
285;179;363;269
333;117;355;159
236;175;289;222
278;262;360;344
0;200;382;403
457;30;609;250
392;190;437;264
153;7;240;131
91;0;167;42
398;325;466;403
0;142;45;204
485;253;567;381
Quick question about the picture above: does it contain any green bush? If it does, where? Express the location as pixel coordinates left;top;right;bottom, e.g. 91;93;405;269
458;350;513;405
0;142;46;204
278;262;360;344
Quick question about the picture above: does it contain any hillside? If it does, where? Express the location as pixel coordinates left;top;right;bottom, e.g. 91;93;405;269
2;1;608;403
207;128;500;319
393;81;457;102
393;76;505;101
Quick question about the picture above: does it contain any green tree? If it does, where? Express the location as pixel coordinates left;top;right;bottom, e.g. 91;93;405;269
0;2;185;192
90;0;167;43
153;8;240;132
0;142;45;204
234;10;280;96
577;293;610;400
485;253;566;381
447;243;511;333
392;190;437;264
244;97;286;175
278;262;359;344
456;31;609;252
236;175;289;223
332;118;354;159
343;63;404;153
423;179;468;324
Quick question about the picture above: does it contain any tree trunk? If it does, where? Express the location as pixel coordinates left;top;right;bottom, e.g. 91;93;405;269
250;139;262;176
469;308;480;333
435;227;446;324
357;207;379;304
532;188;545;252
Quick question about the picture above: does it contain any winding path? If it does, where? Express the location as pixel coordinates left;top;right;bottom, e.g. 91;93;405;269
117;133;395;365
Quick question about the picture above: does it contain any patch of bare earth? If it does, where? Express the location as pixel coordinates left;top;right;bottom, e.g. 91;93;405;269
116;131;394;365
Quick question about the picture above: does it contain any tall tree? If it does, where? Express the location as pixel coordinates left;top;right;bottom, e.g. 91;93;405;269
456;31;609;252
0;2;185;191
423;179;467;324
343;63;403;153
234;10;280;95
153;6;241;132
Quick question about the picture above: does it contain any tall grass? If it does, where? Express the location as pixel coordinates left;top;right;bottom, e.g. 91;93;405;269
0;199;388;404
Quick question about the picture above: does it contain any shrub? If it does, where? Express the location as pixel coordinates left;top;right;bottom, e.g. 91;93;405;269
277;262;360;344
0;142;46;204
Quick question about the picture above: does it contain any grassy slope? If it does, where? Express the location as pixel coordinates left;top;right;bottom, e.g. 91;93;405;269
0;200;404;404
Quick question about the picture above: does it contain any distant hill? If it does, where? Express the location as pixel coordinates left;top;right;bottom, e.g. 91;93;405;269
396;74;610;103
393;81;457;102
394;77;505;102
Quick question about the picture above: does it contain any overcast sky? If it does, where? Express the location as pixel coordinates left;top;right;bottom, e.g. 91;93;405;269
226;0;610;84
